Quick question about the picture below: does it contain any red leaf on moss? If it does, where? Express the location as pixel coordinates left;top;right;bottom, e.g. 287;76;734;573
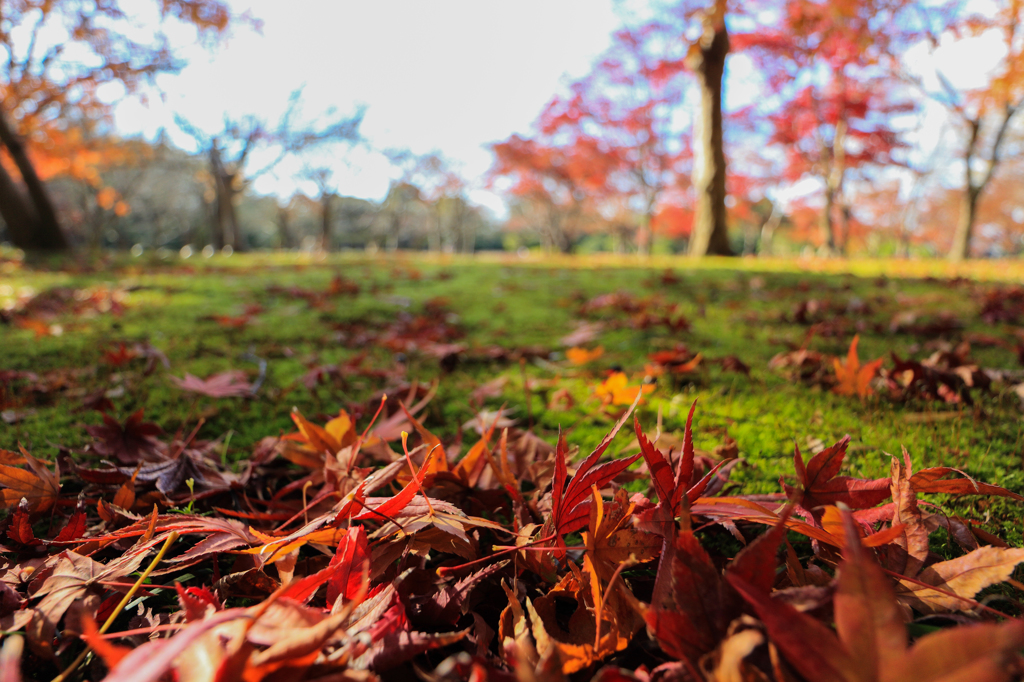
910;467;1024;501
786;436;891;510
550;401;642;537
52;507;87;543
85;409;162;464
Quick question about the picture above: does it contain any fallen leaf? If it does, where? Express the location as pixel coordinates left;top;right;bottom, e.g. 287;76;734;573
171;370;253;398
895;546;1024;613
786;437;891;511
546;398;642;543
6;499;38;545
86;410;163;463
730;508;1024;682
567;346;605;365
594;372;654;406
833;334;883;397
888;448;929;577
646;529;741;665
0;447;60;512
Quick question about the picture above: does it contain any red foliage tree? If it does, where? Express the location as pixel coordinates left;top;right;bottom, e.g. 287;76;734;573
737;0;915;255
489;133;620;253
535;25;694;254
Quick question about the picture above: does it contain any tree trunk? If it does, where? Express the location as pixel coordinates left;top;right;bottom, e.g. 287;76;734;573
742;223;757;255
819;120;847;256
215;181;242;251
758;204;781;256
612;226;626;254
895;231;910;259
687;2;732;257
428;208;442;252
208;193;223;250
320;192;333;251
540;209;554;253
210;145;244;252
183;214;194;247
542;204;571;254
461;218;476;254
947;103;1020;261
277;204;293;249
636;207;653;257
88;202;105;251
949;186;980;262
213;182;231;250
0;106;69;251
539;230;552;253
227;186;243;251
838;204;851;255
0;162;37;247
153;214;166;249
386;214;400;252
819;186;838;256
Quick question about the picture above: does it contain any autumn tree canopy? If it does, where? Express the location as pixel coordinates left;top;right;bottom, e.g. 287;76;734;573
738;0;916;255
536;25;695;254
0;0;235;251
489;0;1024;259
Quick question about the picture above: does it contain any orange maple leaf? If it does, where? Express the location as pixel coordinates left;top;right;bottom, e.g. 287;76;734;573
0;447;60;512
277;408;357;468
833;335;883;398
566;346;604;365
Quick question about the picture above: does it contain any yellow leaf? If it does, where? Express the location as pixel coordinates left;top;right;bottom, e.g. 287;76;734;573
324;411;355;449
595;372;654;406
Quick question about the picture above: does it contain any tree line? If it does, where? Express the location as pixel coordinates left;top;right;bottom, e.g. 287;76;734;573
2;0;1023;259
9;135;498;253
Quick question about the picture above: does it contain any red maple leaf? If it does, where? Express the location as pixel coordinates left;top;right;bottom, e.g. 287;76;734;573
785;436;891;511
86;409;162;464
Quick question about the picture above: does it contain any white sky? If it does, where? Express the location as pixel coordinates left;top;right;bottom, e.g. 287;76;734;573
114;0;623;215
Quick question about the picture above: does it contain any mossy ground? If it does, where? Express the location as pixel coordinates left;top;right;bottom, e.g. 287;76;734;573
4;251;1024;544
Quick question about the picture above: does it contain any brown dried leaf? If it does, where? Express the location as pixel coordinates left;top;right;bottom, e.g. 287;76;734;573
888;449;929;578
895;546;1024;613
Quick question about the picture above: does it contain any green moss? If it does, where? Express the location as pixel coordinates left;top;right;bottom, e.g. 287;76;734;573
4;252;1024;538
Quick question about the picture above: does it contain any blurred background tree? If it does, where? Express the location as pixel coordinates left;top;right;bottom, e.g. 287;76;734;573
2;0;1022;259
0;0;234;251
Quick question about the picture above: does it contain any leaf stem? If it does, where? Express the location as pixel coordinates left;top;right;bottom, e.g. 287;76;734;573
438;533;558;577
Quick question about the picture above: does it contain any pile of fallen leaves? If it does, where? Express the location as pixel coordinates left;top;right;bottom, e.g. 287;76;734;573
2;386;1024;682
1;284;129;339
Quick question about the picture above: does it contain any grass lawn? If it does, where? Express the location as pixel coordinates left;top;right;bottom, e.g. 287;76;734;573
4;250;1024;543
